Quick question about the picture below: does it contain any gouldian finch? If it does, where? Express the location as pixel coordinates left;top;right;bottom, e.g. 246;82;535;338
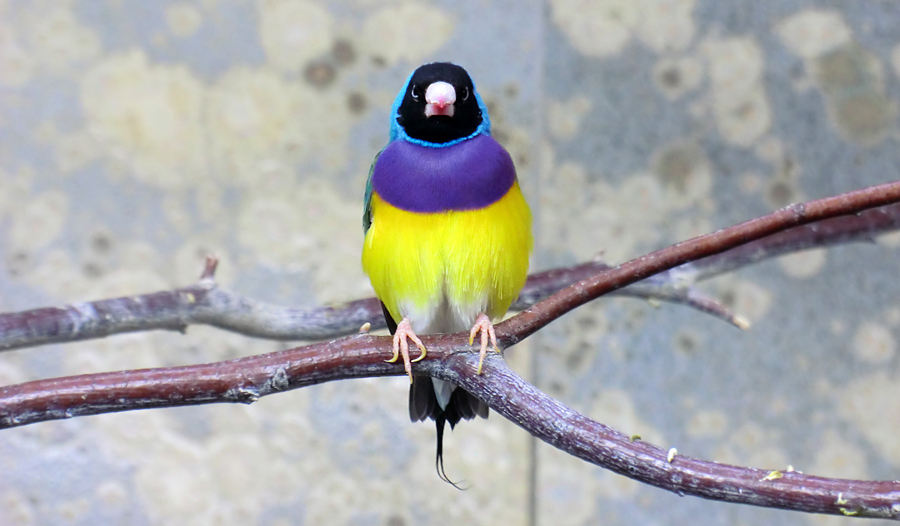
362;62;533;483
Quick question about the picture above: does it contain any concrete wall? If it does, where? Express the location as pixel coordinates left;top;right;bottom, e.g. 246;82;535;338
1;1;899;524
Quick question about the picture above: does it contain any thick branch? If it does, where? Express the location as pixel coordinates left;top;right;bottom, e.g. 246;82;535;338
2;182;899;429
2;181;900;519
452;356;900;519
2;334;897;519
0;332;392;428
5;200;900;353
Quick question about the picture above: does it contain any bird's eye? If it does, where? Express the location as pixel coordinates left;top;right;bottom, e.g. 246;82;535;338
410;85;421;100
461;86;470;101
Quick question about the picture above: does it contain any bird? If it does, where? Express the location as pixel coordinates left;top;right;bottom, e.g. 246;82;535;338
361;62;533;485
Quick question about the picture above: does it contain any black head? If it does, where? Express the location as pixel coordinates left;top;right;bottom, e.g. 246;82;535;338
396;62;483;144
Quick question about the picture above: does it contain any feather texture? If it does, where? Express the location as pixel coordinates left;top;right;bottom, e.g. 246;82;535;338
362;183;532;331
361;62;532;486
364;181;531;486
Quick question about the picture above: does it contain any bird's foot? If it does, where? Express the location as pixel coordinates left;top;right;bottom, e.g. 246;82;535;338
469;313;499;375
387;317;426;383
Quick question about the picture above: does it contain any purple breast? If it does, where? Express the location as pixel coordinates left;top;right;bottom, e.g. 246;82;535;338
371;134;517;213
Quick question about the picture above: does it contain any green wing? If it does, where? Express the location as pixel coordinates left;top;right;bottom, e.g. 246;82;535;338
363;147;385;234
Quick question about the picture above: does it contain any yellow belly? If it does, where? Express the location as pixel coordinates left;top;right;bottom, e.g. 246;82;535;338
362;182;532;331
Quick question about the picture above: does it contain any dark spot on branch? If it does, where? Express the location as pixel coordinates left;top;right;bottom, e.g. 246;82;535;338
225;386;260;403
269;368;289;391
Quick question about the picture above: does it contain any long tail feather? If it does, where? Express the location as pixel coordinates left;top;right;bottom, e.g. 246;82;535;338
382;301;482;488
434;415;466;490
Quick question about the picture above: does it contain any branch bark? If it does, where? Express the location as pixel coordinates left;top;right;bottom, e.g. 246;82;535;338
2;334;898;518
0;259;742;354
5;199;900;354
2;181;900;519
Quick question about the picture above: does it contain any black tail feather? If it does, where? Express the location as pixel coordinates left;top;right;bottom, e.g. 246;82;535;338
409;376;436;422
434;414;467;490
380;301;485;488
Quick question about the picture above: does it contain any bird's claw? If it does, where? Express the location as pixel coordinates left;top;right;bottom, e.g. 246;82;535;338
469;313;499;375
387;318;426;383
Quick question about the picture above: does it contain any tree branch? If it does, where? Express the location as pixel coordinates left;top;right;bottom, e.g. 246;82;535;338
2;181;900;519
683;201;900;281
2;334;897;518
0;258;740;354
5;198;900;354
500;182;900;345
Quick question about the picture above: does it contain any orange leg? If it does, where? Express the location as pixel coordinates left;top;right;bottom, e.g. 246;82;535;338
386;317;426;383
469;313;499;375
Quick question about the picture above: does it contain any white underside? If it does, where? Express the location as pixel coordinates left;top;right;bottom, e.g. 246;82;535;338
431;378;456;410
401;293;487;410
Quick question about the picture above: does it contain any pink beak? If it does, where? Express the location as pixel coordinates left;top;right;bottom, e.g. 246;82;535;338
425;81;456;118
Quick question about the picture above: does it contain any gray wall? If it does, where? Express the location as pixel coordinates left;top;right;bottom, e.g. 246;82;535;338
1;1;899;524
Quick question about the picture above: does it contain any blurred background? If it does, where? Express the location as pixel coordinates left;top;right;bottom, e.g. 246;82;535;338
1;0;900;524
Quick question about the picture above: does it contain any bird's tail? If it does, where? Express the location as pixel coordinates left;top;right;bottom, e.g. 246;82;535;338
434;414;466;490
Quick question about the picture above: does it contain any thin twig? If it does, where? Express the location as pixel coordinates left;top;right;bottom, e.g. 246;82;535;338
1;181;900;519
499;182;900;345
684;201;900;281
5;199;900;354
0;261;737;354
5;198;899;355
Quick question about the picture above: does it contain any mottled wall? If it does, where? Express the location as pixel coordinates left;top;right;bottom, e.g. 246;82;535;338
1;1;900;525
